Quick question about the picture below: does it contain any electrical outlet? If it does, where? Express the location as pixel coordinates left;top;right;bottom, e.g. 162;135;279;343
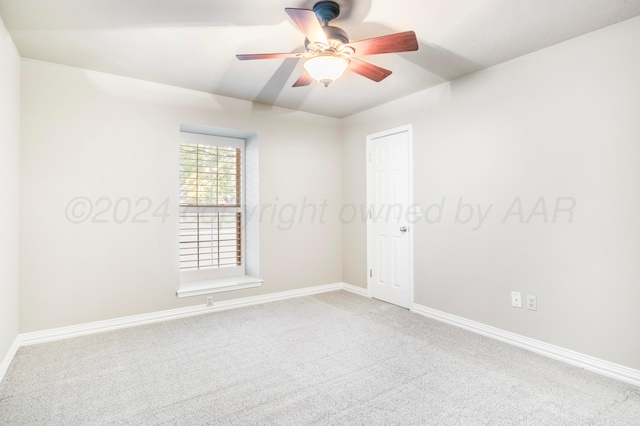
511;291;522;308
206;296;214;307
527;295;537;311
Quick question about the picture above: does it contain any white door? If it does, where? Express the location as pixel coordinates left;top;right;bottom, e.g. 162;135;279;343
367;126;413;309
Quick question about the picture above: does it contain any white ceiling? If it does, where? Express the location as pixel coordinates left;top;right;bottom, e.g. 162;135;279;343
2;0;640;118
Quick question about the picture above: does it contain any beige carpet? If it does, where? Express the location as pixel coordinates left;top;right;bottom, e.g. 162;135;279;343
1;290;639;425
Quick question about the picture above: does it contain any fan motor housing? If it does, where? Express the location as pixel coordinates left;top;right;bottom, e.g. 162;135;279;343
323;25;349;45
305;25;349;52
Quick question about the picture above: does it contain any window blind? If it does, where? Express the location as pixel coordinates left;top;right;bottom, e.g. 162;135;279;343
179;144;242;271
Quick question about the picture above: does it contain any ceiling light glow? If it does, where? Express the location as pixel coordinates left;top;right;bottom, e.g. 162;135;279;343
303;55;349;87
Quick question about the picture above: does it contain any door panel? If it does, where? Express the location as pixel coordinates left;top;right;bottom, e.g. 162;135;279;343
367;129;412;308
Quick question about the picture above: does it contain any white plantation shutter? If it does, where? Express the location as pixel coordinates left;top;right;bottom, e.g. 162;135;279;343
179;211;241;269
179;133;244;280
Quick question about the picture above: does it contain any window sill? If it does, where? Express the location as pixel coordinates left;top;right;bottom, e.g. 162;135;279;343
176;276;263;298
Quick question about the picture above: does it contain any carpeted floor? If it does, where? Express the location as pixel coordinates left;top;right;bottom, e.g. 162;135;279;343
1;290;639;425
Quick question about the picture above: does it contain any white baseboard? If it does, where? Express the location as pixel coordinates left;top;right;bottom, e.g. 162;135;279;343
341;282;368;297
411;303;640;388
204;282;345;311
17;282;348;347
0;337;19;386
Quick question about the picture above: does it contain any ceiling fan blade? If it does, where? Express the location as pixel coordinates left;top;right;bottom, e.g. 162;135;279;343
285;8;329;47
347;31;419;56
236;52;304;61
292;72;313;87
349;58;392;82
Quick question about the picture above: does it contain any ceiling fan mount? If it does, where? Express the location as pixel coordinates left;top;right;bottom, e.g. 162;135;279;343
313;1;341;24
236;1;419;87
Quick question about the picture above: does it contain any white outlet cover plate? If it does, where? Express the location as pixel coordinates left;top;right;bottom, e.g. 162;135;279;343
527;295;537;311
511;291;522;307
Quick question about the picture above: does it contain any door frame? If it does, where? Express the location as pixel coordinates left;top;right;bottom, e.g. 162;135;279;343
366;124;414;307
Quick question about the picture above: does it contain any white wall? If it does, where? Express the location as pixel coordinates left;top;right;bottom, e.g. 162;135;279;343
0;17;20;366
20;59;342;332
342;16;640;370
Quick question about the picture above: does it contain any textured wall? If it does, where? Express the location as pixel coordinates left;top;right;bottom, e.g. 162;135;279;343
0;17;20;369
342;16;640;370
20;60;342;332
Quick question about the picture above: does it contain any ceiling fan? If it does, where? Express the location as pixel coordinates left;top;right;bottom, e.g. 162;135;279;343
236;1;419;87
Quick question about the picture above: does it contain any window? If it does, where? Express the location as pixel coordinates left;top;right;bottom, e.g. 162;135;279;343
179;133;245;281
176;125;261;298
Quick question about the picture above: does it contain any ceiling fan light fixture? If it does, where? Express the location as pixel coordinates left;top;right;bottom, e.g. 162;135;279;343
303;55;349;87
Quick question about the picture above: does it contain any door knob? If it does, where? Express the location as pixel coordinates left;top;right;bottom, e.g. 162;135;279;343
400;226;408;233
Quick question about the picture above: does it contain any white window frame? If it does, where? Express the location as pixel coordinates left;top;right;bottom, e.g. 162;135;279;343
176;123;263;303
179;131;246;282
